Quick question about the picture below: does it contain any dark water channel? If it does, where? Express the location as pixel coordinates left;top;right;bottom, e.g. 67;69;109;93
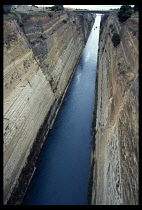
22;15;101;205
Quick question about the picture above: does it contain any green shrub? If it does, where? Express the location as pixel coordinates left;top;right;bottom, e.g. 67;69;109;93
109;23;117;33
111;26;117;33
62;19;67;24
109;23;113;28
50;5;64;11
112;33;121;47
102;47;105;52
117;5;132;22
48;12;53;18
20;13;29;23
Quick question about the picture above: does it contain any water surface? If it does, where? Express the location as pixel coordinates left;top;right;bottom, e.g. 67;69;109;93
23;15;101;205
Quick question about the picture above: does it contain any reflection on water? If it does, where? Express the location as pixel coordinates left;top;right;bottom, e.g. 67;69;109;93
85;51;91;62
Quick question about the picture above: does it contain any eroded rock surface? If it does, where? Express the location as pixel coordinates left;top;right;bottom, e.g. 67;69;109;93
3;11;95;204
90;12;138;205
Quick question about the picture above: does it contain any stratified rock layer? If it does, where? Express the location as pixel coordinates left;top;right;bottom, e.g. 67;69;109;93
90;12;138;205
3;11;95;204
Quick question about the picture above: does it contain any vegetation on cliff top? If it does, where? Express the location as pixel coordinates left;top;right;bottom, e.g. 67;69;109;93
111;5;134;46
117;5;132;22
50;5;64;11
3;5;64;20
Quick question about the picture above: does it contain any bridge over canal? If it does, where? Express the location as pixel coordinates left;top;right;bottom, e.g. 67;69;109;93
73;10;110;14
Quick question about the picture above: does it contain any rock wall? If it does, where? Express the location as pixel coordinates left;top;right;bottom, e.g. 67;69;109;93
3;11;95;204
90;12;139;205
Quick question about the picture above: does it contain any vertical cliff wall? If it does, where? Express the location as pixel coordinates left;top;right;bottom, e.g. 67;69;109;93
90;12;139;205
3;11;95;204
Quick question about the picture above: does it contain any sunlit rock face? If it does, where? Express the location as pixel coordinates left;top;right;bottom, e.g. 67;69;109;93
3;11;95;204
90;11;138;205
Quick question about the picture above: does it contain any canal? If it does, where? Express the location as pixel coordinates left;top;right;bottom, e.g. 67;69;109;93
22;14;101;205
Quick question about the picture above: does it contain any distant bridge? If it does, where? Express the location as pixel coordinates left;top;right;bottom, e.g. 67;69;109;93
73;10;110;14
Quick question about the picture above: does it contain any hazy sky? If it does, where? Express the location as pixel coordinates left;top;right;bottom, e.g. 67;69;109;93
64;5;123;10
36;5;134;10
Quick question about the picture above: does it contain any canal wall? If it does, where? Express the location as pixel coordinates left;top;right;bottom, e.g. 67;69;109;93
3;11;95;204
90;12;139;204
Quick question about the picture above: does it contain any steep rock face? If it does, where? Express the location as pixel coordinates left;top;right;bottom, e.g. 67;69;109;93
90;12;138;205
22;12;94;95
3;11;95;204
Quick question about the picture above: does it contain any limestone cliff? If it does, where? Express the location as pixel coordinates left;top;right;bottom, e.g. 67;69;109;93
3;11;95;204
89;12;139;205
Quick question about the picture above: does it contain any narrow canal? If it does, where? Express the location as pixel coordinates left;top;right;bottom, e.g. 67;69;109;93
22;14;101;205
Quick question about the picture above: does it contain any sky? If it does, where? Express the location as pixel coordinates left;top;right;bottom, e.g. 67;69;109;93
35;5;134;10
64;5;123;10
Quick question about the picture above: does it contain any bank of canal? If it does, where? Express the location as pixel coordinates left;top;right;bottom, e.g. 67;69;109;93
22;14;101;205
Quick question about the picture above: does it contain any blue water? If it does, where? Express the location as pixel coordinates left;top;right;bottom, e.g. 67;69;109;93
22;15;101;205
